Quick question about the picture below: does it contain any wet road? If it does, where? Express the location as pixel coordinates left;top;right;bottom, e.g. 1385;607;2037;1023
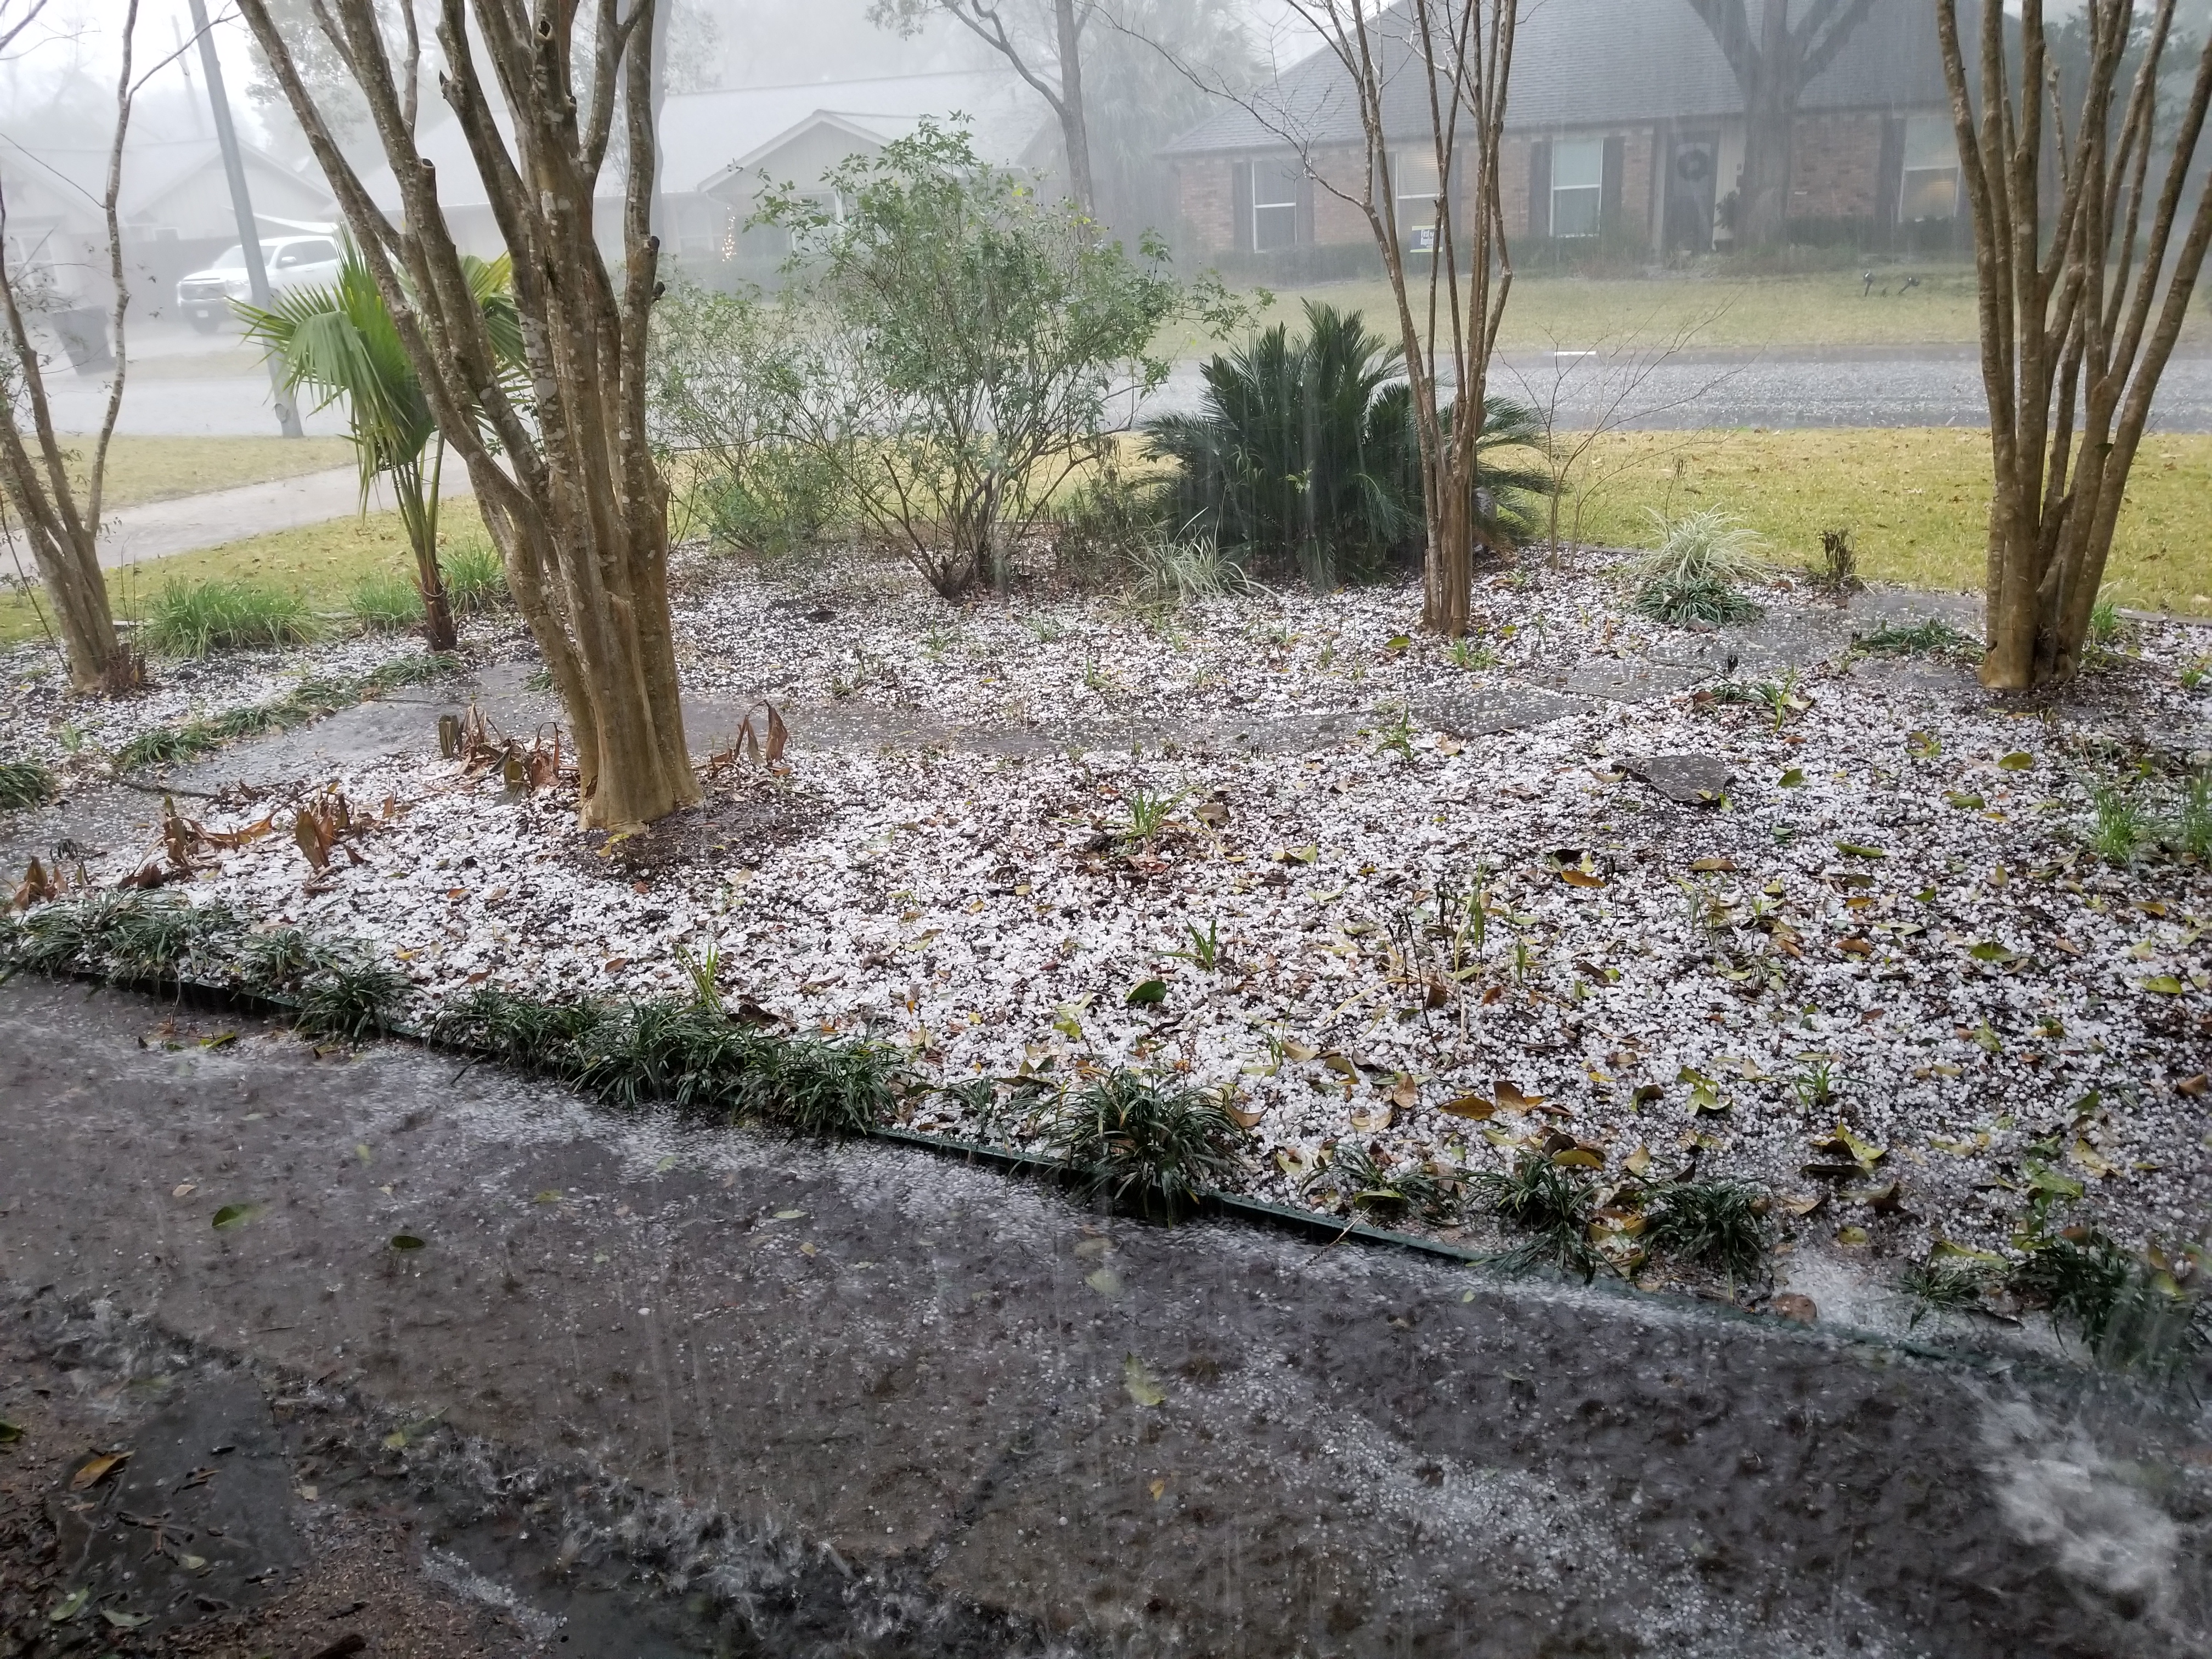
1150;347;2212;432
1;978;2205;1655
48;346;2212;437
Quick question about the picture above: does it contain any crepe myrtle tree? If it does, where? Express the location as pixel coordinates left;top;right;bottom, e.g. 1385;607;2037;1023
1937;0;2212;687
0;0;144;696
1175;1;1520;637
234;0;698;828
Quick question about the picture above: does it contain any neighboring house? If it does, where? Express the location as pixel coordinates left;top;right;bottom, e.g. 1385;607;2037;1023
1164;0;1968;266
359;70;1053;284
0;137;335;315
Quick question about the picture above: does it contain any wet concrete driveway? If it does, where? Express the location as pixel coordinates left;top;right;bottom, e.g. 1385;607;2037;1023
1;979;2205;1656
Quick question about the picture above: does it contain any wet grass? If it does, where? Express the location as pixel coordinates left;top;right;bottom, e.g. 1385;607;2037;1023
1325;1144;1461;1227
433;985;900;1138
0;760;55;811
1046;1071;1242;1218
1855;616;1976;658
1898;1229;2210;1383
1573;428;2212;617
347;571;426;634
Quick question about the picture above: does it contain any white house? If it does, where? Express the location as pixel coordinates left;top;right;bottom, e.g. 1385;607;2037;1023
359;70;1054;284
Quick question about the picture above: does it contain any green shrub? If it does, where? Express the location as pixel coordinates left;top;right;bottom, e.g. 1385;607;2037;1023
2177;774;2211;862
0;760;55;811
441;541;509;613
1048;1070;1242;1217
144;578;317;657
698;445;848;558
1623;507;1769;586
2089;783;2147;865
1146;301;1551;589
348;571;426;634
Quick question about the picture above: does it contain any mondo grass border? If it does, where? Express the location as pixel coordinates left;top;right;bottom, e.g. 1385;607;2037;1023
113;651;465;775
3;894;2197;1392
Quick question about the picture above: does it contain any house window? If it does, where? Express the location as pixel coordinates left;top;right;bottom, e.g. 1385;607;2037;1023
1550;139;1604;238
1900;115;1960;221
787;189;847;256
1251;158;1300;251
1396;150;1442;252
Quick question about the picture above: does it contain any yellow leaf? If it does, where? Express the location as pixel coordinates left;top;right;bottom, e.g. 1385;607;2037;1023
1122;1354;1166;1408
1440;1093;1496;1120
1624;1143;1652;1176
70;1452;128;1491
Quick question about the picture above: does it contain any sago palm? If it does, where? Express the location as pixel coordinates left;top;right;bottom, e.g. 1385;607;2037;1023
1146;300;1550;589
238;245;523;652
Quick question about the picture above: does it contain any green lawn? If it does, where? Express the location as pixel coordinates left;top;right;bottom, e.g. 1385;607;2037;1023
1562;427;2212;617
1159;264;2212;358
29;434;354;512
0;499;488;648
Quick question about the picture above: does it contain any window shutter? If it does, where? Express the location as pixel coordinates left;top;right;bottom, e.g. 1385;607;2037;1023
1601;136;1625;235
1233;161;1253;253
1528;141;1551;239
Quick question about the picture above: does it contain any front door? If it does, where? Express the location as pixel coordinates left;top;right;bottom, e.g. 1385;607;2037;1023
1664;134;1719;253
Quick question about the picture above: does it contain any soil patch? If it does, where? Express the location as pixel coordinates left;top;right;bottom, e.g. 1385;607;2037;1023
568;774;831;879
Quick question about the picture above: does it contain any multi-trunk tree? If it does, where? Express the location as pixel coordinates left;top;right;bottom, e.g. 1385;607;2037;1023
236;0;697;827
1937;0;2212;686
0;0;144;696
1234;1;1520;637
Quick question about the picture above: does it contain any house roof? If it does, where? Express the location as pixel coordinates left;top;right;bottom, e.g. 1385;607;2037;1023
360;69;1052;212
0;136;329;229
1164;0;1959;156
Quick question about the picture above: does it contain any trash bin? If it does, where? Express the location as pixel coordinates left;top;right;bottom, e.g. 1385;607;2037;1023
50;307;114;375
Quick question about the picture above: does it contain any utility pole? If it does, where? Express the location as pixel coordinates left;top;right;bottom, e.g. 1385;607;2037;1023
186;0;301;437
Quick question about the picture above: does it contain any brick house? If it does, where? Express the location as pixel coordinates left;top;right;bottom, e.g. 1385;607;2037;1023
1165;0;1967;266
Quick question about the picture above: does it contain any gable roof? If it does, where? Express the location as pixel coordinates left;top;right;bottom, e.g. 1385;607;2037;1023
360;69;1052;212
1165;0;1959;156
0;137;329;229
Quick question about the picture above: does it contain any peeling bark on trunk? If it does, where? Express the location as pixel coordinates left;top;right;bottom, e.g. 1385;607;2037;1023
1938;0;2212;689
1273;3;1515;640
0;0;143;698
240;0;697;827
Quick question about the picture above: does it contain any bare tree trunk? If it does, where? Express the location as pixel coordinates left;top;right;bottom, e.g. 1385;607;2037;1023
0;0;144;697
1687;0;1880;250
1054;0;1096;217
241;0;697;827
1938;0;2212;689
1738;4;1796;249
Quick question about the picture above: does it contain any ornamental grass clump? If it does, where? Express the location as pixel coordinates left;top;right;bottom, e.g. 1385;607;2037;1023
1468;1152;1604;1280
0;760;55;811
1623;509;1767;627
1643;1180;1769;1286
144;578;318;657
1049;1070;1241;1218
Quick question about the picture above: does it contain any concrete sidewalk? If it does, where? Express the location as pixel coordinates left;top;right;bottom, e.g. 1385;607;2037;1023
1;977;2200;1656
97;464;479;570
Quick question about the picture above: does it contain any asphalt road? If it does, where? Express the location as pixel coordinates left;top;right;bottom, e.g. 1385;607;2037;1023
1;977;2204;1656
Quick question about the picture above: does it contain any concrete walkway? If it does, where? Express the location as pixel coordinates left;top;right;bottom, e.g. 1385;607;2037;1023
0;977;2202;1656
97;464;479;570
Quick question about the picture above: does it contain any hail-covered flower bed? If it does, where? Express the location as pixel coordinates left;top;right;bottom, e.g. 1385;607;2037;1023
4;547;2208;1320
